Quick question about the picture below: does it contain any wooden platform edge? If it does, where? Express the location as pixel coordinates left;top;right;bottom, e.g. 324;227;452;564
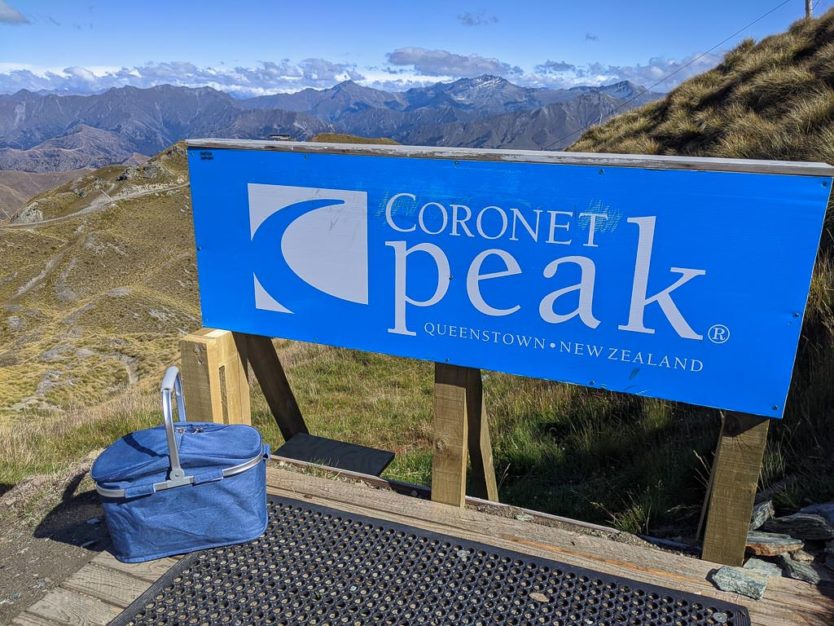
11;552;178;626
11;465;834;626
266;466;834;626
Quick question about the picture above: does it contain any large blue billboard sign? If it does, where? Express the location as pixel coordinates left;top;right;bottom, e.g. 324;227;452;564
187;141;833;418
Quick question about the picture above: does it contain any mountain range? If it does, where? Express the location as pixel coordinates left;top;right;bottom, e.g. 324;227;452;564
0;76;660;173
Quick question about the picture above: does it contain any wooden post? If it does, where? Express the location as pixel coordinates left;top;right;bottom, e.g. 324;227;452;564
701;412;770;566
431;363;499;506
180;328;251;424
432;363;470;507
240;333;308;441
465;368;499;501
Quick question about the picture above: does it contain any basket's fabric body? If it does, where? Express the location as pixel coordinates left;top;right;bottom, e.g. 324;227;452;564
92;422;268;563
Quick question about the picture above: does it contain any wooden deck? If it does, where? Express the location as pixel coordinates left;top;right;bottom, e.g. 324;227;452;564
12;465;834;626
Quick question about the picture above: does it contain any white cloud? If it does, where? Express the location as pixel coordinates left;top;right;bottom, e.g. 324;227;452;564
0;50;725;97
534;60;576;75
580;53;724;89
0;59;365;96
0;1;28;24
458;11;498;27
386;47;521;77
524;53;724;90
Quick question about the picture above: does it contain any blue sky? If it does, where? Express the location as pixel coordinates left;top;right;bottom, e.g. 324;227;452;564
0;0;830;95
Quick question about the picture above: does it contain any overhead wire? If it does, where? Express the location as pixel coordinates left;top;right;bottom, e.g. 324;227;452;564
550;0;796;148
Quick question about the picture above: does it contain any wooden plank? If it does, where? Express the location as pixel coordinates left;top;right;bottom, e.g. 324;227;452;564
185;139;834;177
464;368;498;501
431;363;470;507
12;611;61;626
702;413;770;566
275;433;394;476
241;333;308;440
62;562;149;608
24;587;121;626
89;551;178;583
272;454;620;535
265;467;834;626
179;328;251;424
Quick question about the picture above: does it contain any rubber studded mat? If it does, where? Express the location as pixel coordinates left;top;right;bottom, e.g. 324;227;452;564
111;495;750;626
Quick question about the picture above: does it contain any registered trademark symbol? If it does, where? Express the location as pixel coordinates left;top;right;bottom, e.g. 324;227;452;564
708;324;730;344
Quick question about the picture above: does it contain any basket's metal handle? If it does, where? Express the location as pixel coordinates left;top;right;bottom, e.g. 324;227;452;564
161;366;189;486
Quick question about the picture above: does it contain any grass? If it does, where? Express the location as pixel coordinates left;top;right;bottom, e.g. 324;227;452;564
572;8;834;517
0;144;196;413
1;342;720;535
0;389;160;491
312;133;398;145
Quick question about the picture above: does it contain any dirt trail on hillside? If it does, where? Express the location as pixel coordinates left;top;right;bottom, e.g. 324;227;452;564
0;182;188;230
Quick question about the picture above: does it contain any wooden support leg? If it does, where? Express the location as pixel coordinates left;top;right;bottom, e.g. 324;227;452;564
432;363;469;507
701;412;770;566
431;364;499;506
239;333;308;441
180;328;251;424
465;368;499;502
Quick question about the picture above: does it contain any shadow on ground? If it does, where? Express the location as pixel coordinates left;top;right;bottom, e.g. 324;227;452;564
32;471;109;552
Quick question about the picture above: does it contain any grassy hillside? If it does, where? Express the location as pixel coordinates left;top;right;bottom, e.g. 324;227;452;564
0;145;197;416
311;133;398;144
0;169;90;221
571;10;834;512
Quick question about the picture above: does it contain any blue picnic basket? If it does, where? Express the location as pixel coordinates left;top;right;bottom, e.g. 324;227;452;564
91;366;269;563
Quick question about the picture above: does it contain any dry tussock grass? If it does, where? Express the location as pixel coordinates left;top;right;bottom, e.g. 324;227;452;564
0;387;158;486
571;8;834;508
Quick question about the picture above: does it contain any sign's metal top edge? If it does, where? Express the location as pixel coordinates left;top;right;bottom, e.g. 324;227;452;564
185;138;834;177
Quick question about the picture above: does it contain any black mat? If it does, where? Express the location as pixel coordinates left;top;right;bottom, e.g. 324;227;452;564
112;496;750;626
275;433;394;476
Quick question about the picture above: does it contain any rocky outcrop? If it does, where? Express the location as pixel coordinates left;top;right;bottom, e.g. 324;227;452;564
710;566;768;600
745;531;803;556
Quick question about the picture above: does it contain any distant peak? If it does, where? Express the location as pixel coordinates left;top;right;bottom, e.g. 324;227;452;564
333;80;361;90
465;74;508;85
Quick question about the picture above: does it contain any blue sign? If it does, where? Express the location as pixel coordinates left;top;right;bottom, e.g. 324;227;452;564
188;144;832;418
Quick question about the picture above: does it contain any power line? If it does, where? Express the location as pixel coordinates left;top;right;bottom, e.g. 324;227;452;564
552;0;794;149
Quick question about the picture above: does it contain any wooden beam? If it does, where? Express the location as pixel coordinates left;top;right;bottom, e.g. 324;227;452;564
701;412;770;566
240;333;308;440
179;328;251;424
185;139;834;178
464;368;499;501
431;363;471;507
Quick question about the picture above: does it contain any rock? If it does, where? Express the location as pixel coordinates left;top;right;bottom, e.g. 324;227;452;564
13;203;43;224
743;557;783;578
750;500;775;530
824;541;834;571
515;513;533;522
800;502;834;526
710;566;768;600
777;554;822;585
762;513;834;541
141;163;160;178
746;530;804;556
791;549;816;563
